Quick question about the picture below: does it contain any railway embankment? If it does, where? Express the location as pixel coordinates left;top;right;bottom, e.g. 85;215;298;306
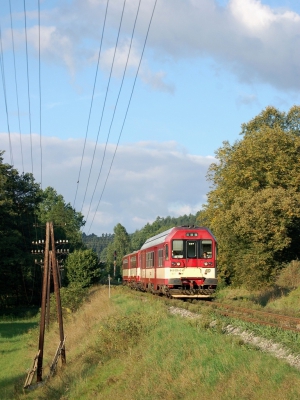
2;285;300;400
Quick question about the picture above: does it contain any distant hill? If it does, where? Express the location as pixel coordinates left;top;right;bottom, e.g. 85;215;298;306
82;232;114;257
130;214;200;251
82;213;201;256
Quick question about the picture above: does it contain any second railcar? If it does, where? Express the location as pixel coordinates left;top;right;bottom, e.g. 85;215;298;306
123;226;217;299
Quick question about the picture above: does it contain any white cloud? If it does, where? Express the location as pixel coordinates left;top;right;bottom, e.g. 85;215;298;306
0;133;214;235
168;202;205;217
100;40;140;74
229;0;277;32
4;0;299;91
230;0;300;33
147;0;300;90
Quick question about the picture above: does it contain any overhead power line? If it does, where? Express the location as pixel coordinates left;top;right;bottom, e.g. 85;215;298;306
23;0;34;175
84;0;142;224
73;0;110;210
87;0;158;234
38;0;43;187
9;0;24;172
80;0;127;214
0;21;14;166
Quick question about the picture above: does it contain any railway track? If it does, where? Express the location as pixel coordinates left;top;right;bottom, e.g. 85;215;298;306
127;286;300;333
201;301;300;333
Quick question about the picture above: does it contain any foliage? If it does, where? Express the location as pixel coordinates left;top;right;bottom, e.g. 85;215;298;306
65;249;100;288
0;154;88;310
37;187;85;250
48;284;89;319
276;260;300;290
0;151;43;307
82;232;114;258
200;106;300;286
105;223;131;278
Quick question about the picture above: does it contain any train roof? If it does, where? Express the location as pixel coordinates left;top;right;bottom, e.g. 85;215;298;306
140;226;217;250
140;227;174;250
123;250;139;257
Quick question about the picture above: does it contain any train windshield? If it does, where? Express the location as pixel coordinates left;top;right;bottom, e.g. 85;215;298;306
172;240;184;258
172;240;213;259
200;240;212;258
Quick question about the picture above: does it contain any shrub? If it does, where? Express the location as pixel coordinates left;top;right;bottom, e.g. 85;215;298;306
65;249;100;288
49;283;89;320
276;260;300;289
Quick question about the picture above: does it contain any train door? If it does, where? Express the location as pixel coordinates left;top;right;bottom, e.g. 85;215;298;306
140;250;146;288
154;248;157;288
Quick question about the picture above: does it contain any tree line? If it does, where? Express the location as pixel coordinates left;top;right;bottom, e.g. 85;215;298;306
0;152;86;309
84;214;200;280
197;105;300;287
1;105;299;309
97;105;300;287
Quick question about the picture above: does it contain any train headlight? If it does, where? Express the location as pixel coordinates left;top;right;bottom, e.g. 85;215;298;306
204;269;211;274
172;261;181;266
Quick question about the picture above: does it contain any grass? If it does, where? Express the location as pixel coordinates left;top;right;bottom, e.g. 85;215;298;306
0;314;39;399
0;286;298;399
214;261;300;316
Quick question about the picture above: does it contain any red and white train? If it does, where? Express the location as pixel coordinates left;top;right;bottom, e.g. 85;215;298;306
122;226;217;299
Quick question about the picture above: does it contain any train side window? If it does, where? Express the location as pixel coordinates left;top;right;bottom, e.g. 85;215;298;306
165;244;169;260
146;251;154;268
158;249;163;267
130;256;136;268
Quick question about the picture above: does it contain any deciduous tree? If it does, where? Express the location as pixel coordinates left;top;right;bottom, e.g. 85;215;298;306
105;223;131;278
200;106;300;286
65;249;100;288
0;151;42;306
37;187;85;250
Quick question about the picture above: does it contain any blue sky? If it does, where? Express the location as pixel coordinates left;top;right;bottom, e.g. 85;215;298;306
1;0;300;235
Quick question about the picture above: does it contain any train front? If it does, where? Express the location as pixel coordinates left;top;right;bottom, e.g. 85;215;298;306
166;227;217;298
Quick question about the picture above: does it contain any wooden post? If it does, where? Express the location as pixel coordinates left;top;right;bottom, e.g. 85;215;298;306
37;222;50;382
50;222;66;365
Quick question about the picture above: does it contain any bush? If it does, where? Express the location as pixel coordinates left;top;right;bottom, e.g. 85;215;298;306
276;260;300;289
65;249;100;288
49;284;89;320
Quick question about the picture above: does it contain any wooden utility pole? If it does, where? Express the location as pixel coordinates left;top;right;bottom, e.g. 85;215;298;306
36;222;50;382
50;222;66;365
27;222;66;386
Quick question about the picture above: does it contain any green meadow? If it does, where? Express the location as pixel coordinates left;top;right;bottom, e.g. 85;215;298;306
1;286;300;400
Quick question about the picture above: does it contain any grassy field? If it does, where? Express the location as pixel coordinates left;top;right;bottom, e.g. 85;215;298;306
0;313;39;399
1;286;300;399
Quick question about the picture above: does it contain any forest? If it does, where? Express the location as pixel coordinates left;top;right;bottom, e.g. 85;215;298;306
1;105;300;309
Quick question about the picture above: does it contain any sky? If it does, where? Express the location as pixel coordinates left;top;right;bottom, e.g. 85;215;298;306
0;0;300;235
